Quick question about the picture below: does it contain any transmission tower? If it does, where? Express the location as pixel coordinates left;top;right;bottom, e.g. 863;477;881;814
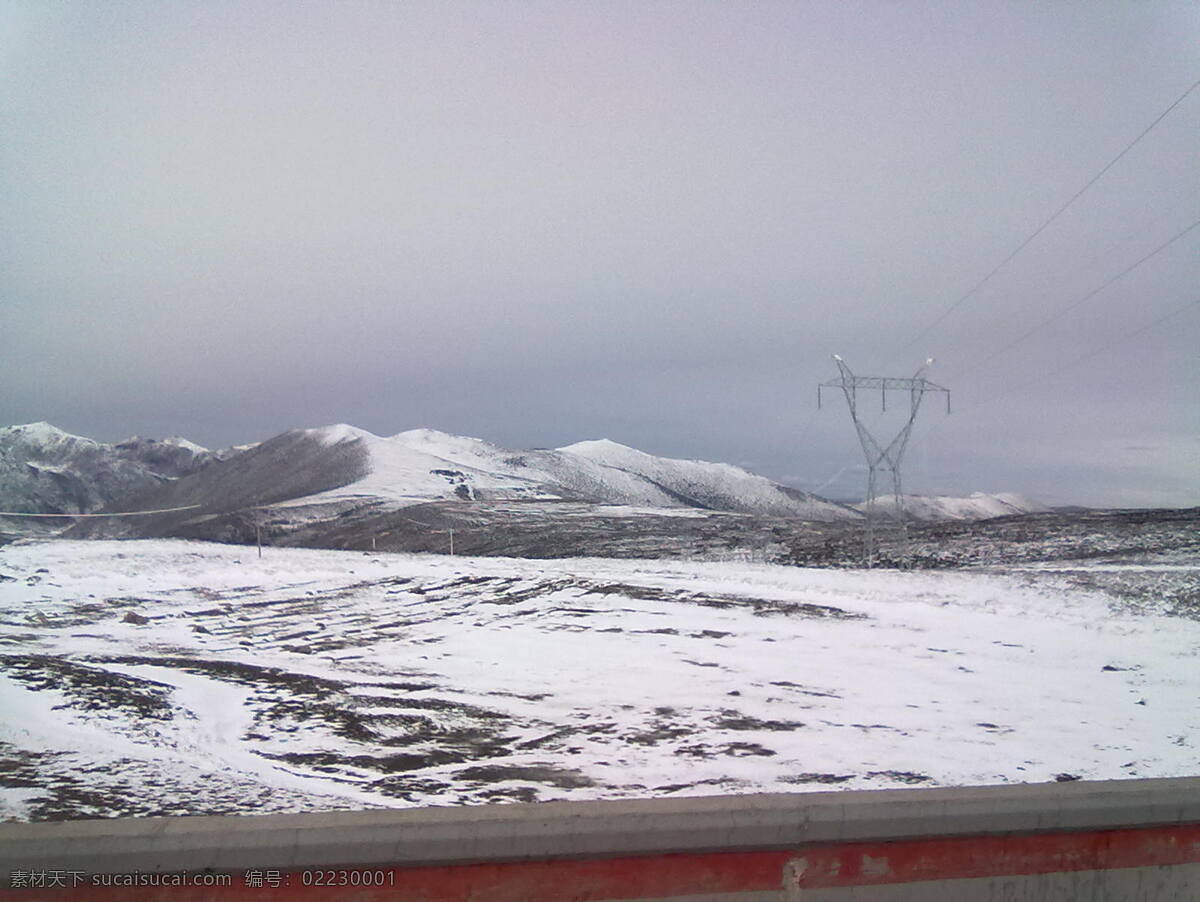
818;356;950;567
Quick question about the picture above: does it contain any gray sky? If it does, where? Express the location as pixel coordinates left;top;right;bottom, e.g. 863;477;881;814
3;1;1197;507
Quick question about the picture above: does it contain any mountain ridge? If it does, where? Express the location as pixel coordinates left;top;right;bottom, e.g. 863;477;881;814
285;425;859;519
0;423;223;531
3;422;1053;554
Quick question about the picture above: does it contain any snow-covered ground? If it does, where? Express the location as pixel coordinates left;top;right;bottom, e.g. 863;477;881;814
0;539;1197;821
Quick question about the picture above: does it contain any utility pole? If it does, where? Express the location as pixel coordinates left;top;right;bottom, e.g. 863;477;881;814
819;356;949;567
396;514;459;557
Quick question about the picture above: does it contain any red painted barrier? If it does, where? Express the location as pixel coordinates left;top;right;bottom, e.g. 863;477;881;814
5;823;1200;901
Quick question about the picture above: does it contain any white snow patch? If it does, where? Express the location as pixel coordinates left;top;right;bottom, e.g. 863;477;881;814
0;422;98;451
162;436;210;454
308;423;380;446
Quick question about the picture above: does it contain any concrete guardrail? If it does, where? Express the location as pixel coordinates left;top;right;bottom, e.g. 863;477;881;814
1;776;1198;900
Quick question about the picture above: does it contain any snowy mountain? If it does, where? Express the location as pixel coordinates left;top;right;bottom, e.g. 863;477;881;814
76;421;853;520
561;439;850;519
33;422;858;547
289;426;860;520
0;423;219;524
7;422;1068;554
388;428;685;507
61;425;373;541
855;492;1051;521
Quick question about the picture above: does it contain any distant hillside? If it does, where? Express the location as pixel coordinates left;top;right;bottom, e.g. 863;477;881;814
61;424;858;540
0;423;224;540
560;438;854;519
855;492;1051;521
3;422;1080;553
64;426;371;541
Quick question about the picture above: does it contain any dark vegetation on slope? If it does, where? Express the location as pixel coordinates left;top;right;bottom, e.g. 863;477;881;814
785;507;1200;569
98;499;1197;589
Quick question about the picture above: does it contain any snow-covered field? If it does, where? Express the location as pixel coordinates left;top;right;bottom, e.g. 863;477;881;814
1;539;1197;821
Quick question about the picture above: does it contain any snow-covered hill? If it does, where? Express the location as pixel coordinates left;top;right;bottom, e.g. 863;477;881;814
293;427;860;520
6;422;1071;553
4;420;1080;552
0;423;219;524
562;439;851;519
390;428;689;508
303;427;854;517
13;421;854;546
856;492;1050;522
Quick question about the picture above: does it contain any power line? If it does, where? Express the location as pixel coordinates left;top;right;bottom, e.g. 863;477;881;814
915;296;1199;430
952;216;1199;380
901;74;1200;353
0;504;201;518
969;296;1200;409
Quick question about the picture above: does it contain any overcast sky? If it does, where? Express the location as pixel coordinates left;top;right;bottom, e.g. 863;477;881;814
3;1;1197;507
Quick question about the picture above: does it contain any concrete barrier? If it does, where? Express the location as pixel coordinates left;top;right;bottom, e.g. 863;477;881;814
1;777;1198;900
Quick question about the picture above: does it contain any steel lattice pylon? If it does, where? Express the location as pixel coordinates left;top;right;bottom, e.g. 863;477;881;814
819;356;949;567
